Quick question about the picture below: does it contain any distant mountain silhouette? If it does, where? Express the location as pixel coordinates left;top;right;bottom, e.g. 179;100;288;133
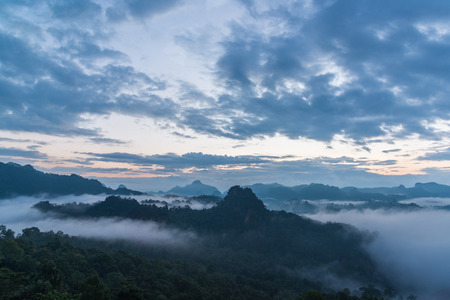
357;182;450;198
166;180;222;197
246;182;450;211
0;162;143;198
247;182;397;205
246;183;298;201
4;160;450;204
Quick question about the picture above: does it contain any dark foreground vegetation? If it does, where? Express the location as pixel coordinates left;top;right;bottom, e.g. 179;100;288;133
0;224;396;300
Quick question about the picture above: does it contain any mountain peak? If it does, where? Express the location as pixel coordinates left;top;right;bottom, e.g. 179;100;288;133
7;162;21;168
221;186;266;212
23;164;35;171
167;180;221;197
213;186;268;230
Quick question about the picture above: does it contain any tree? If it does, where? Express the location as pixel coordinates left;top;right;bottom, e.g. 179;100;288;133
304;290;325;300
80;274;110;300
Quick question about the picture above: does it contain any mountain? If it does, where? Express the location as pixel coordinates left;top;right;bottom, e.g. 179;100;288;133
246;183;299;201
245;182;399;211
413;182;450;197
249;182;450;203
357;182;450;198
294;183;346;200
0;162;144;198
166;180;222;197
357;184;408;196
34;186;385;290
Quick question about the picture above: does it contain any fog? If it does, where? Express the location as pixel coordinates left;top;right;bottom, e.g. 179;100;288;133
399;197;450;207
0;195;197;247
306;200;450;300
283;265;362;293
141;194;217;210
4;195;450;298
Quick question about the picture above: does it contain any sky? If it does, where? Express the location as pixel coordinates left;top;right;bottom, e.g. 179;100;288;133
2;0;450;191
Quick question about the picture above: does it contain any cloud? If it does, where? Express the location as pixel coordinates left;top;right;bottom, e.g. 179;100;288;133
0;195;197;247
382;149;401;154
373;160;397;166
0;1;176;138
0;137;47;145
418;148;450;161
124;0;183;19
308;207;450;299
174;0;450;141
49;0;101;21
83;152;269;169
2;0;450;147
88;137;127;145
66;153;446;192
32;217;197;247
106;0;185;22
0;147;48;159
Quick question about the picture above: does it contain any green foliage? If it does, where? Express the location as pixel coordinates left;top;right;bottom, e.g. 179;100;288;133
304;290;326;300
17;186;414;299
80;275;109;300
0;224;401;300
32;186;385;287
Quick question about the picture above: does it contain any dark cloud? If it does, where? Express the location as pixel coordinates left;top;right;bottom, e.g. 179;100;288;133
177;0;450;141
0;147;47;159
50;166;133;175
2;0;450;145
0;27;174;138
106;6;127;23
126;0;182;18
105;0;183;21
373;160;397;166
49;0;101;21
83;152;269;169
0;138;47;145
88;137;127;145
418;148;450;161
171;132;196;139
383;149;401;154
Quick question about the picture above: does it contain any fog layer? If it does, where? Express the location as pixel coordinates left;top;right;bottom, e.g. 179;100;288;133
306;202;450;299
0;195;197;246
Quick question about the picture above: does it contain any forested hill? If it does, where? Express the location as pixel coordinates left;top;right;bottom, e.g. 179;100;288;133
0;162;143;198
34;186;387;292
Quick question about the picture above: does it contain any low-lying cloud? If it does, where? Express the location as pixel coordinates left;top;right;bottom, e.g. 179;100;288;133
0;195;197;247
5;194;450;298
306;204;450;299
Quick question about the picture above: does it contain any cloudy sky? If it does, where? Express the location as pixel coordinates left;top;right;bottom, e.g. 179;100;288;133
2;0;450;191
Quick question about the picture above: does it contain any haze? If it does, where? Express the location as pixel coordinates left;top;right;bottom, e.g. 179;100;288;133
308;202;450;299
2;194;450;298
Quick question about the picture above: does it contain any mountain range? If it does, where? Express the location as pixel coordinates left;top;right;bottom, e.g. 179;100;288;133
165;180;222;197
0;162;143;198
3;161;450;204
33;186;386;292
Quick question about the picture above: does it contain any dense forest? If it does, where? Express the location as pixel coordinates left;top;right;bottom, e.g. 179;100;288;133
0;224;398;300
10;186;408;299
